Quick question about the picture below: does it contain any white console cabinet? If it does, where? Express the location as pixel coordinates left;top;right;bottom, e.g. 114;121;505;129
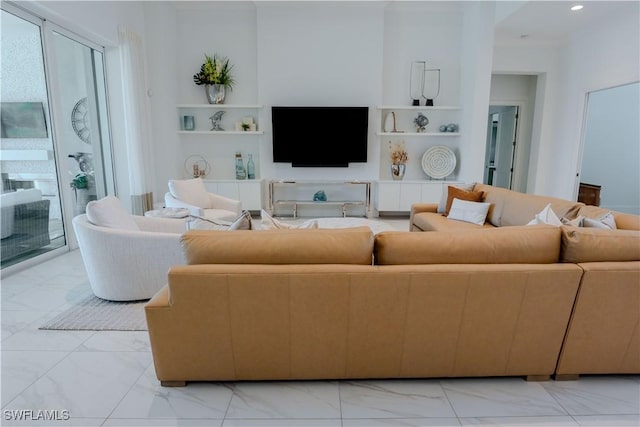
203;179;264;212
375;180;463;213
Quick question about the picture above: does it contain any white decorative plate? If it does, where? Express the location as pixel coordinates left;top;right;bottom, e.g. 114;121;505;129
421;146;456;179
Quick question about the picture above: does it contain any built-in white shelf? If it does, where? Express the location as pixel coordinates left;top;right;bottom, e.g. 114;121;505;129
177;104;263;109
377;132;460;137
377;105;462;110
177;130;264;135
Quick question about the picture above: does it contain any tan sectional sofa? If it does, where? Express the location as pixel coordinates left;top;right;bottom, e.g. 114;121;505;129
410;183;640;232
409;183;640;380
144;221;640;387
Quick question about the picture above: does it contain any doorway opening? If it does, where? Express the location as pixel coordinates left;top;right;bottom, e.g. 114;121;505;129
484;105;519;189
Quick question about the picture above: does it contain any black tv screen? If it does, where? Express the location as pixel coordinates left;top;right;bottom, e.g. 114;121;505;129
272;106;368;167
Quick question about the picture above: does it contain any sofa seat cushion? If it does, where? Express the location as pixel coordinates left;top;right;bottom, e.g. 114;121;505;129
560;226;640;263
412;212;495;232
374;225;561;265
474;183;583;227
182;227;374;265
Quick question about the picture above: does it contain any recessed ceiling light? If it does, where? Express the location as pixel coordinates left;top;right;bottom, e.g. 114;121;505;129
571;5;584;11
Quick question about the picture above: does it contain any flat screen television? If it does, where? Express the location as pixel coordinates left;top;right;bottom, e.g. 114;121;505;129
272;106;368;167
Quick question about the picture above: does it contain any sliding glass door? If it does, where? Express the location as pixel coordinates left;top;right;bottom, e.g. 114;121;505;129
0;5;115;270
1;8;65;268
44;24;115;221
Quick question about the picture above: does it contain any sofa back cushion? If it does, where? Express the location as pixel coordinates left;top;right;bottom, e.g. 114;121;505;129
85;195;139;231
375;225;561;265
560;226;640;263
474;183;583;227
578;205;640;231
182;227;374;265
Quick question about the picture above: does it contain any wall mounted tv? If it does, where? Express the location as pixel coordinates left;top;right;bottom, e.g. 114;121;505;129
272;106;368;167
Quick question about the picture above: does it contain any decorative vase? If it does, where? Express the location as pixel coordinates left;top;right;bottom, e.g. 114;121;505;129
313;190;327;202
205;84;226;104
235;152;246;180
391;164;406;181
384;112;395;132
73;188;91;215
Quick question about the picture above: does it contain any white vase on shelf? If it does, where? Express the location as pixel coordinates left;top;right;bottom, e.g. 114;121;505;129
383;112;395;132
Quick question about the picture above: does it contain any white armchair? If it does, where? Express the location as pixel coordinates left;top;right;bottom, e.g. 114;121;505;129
73;196;186;301
164;177;241;222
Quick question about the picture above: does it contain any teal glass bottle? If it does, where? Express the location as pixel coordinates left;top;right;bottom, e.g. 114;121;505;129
246;153;255;179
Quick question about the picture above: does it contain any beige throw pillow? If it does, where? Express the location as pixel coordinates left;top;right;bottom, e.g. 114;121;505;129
561;215;584;227
260;209;319;230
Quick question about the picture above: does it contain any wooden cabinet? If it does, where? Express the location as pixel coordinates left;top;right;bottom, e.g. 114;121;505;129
578;182;601;206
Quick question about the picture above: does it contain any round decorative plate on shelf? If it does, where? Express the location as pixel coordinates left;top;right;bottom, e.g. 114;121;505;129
421;146;456;179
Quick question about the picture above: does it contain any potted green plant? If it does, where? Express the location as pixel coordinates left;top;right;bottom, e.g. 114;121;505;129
193;54;235;104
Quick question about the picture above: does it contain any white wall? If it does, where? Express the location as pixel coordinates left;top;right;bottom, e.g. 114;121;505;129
557;7;640;200
459;1;495;184
256;1;384;182
143;1;179;203
141;1;494;191
493;3;640;200
26;1;637;210
581;82;640;214
381;2;464;181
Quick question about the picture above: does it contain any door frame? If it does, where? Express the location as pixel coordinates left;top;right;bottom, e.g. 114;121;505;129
486;100;528;192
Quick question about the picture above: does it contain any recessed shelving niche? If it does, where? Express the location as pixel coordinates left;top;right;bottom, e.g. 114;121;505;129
176;104;263;135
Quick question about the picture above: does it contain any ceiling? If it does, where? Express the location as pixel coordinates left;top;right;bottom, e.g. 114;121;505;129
494;0;640;45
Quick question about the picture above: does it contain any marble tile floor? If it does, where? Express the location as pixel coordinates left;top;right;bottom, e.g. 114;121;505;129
1;217;639;427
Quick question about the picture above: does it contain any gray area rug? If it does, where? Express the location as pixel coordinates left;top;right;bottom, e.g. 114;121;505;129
39;295;148;331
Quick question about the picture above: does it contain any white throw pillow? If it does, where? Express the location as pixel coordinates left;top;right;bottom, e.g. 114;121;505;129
438;183;475;213
583;211;617;229
187;211;253;231
260;209;319;230
229;211;253;230
85;195;139;230
447;198;490;225
527;203;563;226
168;178;210;208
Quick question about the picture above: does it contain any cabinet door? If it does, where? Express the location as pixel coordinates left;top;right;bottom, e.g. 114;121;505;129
238;181;262;210
377;183;400;211
216;182;240;201
398;183;423;211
